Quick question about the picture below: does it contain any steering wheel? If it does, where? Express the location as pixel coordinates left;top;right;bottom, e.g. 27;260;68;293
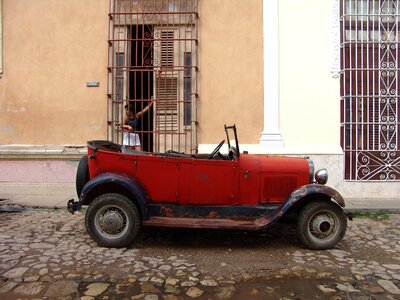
208;140;225;159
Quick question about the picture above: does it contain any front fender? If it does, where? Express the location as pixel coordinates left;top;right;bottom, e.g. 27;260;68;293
288;184;345;207
78;172;149;219
254;184;345;229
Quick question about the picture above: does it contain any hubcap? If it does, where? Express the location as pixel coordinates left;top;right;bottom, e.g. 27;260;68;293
100;210;124;234
309;213;335;239
95;206;129;239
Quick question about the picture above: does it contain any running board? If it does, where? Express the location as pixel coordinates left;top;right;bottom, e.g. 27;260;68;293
143;216;272;230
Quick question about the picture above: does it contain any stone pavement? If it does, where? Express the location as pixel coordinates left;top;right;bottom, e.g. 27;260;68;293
0;182;399;212
1;209;400;299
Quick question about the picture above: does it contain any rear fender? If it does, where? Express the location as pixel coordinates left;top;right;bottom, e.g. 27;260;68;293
78;172;149;219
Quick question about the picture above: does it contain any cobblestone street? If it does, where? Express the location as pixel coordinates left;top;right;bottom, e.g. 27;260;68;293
1;208;400;299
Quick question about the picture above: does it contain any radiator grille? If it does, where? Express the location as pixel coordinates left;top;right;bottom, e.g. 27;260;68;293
263;176;297;203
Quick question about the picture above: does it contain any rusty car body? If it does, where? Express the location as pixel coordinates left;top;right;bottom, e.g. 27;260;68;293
68;125;348;249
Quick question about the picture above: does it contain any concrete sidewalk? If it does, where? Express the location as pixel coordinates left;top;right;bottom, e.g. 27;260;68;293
0;182;399;212
0;183;76;209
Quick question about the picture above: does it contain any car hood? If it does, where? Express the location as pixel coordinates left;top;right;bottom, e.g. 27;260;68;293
240;154;310;175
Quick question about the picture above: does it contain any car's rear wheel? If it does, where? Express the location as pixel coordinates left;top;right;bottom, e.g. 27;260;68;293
85;193;141;248
76;155;90;197
297;201;347;250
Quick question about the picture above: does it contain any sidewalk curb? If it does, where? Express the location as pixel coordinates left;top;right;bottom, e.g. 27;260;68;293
344;208;400;214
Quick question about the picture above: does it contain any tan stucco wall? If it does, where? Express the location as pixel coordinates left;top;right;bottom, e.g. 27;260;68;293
0;0;108;144
0;0;336;149
1;0;263;146
199;0;264;144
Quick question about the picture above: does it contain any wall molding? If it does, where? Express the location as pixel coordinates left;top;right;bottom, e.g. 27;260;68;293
0;145;86;160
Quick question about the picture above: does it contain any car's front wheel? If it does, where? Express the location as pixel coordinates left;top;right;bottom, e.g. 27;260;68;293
297;201;347;250
85;193;141;248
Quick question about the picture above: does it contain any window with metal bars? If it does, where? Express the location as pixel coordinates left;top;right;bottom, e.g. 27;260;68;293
340;0;400;181
107;0;199;154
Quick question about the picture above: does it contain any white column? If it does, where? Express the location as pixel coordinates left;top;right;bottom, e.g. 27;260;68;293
259;0;284;147
330;0;340;79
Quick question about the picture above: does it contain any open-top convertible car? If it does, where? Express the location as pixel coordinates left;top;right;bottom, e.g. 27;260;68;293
68;125;348;250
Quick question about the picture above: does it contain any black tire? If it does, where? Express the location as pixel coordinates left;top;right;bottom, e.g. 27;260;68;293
76;155;90;197
85;193;141;248
297;201;347;250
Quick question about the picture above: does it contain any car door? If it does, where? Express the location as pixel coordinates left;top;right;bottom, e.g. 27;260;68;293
135;156;179;204
188;159;237;205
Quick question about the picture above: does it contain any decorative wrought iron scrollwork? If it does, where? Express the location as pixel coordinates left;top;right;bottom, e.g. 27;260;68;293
357;151;400;180
342;0;399;181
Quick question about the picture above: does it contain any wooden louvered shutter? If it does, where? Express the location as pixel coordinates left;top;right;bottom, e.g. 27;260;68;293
155;76;178;132
155;30;179;132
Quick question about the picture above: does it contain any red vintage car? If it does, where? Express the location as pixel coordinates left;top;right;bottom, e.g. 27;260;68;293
68;125;348;250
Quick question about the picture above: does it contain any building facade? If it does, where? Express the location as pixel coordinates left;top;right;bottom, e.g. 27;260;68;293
0;0;399;199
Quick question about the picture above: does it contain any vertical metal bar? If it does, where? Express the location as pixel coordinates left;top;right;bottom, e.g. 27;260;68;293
169;0;173;152
158;69;161;152
355;0;359;155
146;4;151;152
373;0;377;151
107;0;112;142
114;0;119;143
178;0;182;153
192;0;196;154
396;1;399;150
349;0;354;179
121;0;125;146
384;0;389;149
341;0;346;178
361;0;365;152
378;0;382;151
366;0;370;151
120;0;125;146
126;0;130;146
140;21;144;144
195;0;199;153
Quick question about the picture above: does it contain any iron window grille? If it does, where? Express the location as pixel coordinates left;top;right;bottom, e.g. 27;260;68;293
340;0;400;181
107;0;199;154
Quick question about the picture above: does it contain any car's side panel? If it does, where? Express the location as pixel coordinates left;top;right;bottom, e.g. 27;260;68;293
135;156;191;205
188;159;237;205
88;148;137;179
88;148;181;204
238;155;261;205
260;156;310;204
237;155;311;205
177;160;191;204
135;156;179;204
